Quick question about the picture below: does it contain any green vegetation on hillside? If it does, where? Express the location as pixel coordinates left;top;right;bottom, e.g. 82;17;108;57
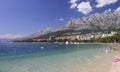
88;33;120;43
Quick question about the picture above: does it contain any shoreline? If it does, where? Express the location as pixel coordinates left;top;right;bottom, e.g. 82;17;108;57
12;41;119;44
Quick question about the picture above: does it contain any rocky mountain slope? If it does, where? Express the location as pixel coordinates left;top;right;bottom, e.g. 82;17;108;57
62;10;120;31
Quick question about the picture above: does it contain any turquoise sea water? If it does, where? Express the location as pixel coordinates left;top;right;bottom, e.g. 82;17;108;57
0;42;111;72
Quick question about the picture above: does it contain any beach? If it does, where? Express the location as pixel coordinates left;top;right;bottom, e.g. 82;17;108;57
109;43;120;72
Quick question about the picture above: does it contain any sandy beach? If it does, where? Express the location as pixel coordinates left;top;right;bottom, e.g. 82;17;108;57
110;55;120;72
109;43;120;72
84;43;120;72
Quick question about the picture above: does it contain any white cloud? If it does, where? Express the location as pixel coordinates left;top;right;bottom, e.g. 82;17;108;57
69;0;78;9
77;2;92;14
70;3;77;9
108;9;112;12
59;18;64;21
95;0;118;8
0;33;28;39
104;8;112;12
115;6;120;12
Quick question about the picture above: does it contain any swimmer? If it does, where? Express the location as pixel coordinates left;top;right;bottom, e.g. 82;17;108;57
41;47;44;49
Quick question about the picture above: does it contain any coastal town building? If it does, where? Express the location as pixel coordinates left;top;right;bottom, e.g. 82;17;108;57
49;36;55;40
56;31;117;41
33;31;118;42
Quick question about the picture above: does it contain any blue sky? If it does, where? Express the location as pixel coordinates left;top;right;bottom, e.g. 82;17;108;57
0;0;120;34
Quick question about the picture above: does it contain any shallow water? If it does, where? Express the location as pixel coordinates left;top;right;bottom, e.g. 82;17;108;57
0;42;114;72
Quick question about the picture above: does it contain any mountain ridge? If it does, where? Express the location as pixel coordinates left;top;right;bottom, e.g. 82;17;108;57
16;10;120;40
62;11;120;31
